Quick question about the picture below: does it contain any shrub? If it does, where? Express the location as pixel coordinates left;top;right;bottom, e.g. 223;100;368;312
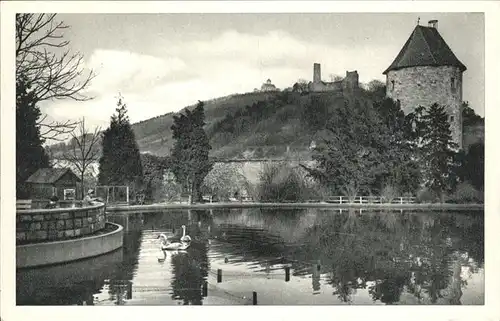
451;182;481;204
242;180;259;201
416;188;437;204
380;184;399;204
257;162;311;202
402;192;414;198
163;174;183;202
341;181;359;203
302;178;328;202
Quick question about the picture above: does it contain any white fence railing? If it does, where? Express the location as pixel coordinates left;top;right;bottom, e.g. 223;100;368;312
322;196;416;205
197;195;417;204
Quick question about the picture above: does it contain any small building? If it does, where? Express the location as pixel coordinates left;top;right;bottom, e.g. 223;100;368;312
260;79;278;92
25;168;81;200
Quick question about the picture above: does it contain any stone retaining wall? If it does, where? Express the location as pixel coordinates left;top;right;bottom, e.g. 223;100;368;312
16;222;123;268
16;203;106;243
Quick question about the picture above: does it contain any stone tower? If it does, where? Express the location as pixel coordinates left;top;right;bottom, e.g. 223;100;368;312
383;19;467;149
313;63;321;83
343;70;359;92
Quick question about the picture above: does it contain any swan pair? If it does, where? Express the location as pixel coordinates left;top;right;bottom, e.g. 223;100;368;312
157;225;191;251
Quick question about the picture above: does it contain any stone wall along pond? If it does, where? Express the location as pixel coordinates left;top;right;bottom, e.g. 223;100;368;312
16;203;106;244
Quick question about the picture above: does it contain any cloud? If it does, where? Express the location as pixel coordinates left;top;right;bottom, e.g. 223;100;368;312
42;29;401;141
170;29;395;86
86;49;187;95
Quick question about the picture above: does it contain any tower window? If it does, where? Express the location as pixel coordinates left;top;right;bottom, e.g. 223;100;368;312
391;80;395;91
451;77;456;92
450;115;455;122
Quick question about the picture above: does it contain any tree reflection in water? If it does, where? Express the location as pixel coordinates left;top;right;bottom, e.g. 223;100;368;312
170;218;210;305
105;213;143;305
294;209;483;304
18;208;482;305
206;208;483;304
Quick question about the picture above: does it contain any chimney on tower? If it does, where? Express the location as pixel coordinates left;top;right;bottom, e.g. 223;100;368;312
428;19;438;29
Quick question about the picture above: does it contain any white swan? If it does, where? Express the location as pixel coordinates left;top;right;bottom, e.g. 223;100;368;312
157;233;169;248
158;249;167;262
157;233;190;251
180;225;192;243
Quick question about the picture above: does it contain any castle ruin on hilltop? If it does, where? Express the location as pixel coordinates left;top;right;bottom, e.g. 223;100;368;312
293;20;467;149
309;63;359;93
384;19;466;149
257;19;467;149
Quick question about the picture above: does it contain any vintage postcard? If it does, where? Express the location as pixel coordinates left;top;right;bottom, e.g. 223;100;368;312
1;1;499;321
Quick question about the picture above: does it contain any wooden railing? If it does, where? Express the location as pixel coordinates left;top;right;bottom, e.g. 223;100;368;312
196;195;416;204
323;196;416;205
16;199;32;210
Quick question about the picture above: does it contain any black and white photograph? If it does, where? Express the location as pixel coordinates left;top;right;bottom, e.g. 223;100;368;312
1;1;499;320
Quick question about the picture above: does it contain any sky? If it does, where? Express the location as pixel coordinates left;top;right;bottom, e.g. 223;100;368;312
40;12;484;138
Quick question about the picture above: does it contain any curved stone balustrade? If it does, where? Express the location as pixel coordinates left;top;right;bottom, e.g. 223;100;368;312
16;203;107;244
16;222;123;268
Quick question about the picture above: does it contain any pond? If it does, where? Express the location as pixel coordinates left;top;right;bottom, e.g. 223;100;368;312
16;208;484;305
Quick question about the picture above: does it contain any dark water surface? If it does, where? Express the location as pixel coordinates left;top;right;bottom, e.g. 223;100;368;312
16;208;484;305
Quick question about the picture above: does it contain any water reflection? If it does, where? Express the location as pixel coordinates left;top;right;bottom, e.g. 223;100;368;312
17;208;484;305
170;242;208;305
203;208;483;304
16;247;124;305
170;211;210;305
298;209;483;304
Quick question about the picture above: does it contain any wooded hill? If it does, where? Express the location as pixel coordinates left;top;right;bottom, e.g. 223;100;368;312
47;88;484;160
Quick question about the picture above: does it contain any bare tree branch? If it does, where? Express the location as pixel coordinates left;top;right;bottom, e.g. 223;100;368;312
16;13;95;103
39;119;78;142
16;14;96;141
62;118;101;198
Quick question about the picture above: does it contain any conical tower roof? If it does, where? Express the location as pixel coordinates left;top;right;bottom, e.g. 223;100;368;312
383;25;466;74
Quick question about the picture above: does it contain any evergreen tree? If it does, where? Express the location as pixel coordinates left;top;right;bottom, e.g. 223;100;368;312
305;99;390;195
16;76;50;198
141;153;169;202
462;101;483;127
98;97;143;197
464;142;484;191
404;105;427;149
304;97;423;198
170;101;213;203
419;103;459;201
374;98;421;195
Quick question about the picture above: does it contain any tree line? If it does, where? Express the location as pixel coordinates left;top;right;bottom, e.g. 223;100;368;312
301;96;483;203
15;13;483;205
